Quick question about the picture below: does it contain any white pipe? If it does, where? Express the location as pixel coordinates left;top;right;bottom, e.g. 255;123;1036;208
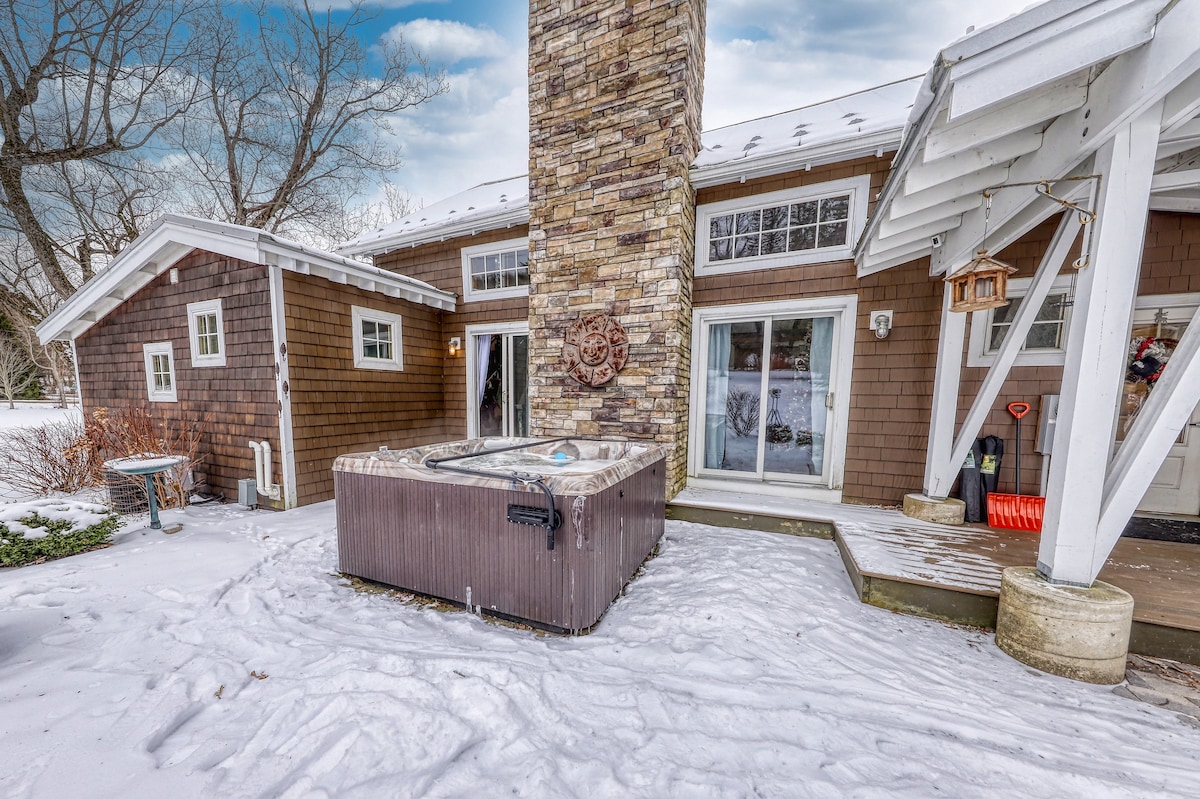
248;441;265;486
261;440;274;495
247;440;280;500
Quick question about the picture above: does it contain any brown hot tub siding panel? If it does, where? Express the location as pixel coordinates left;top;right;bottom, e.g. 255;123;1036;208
334;450;666;632
74;251;280;504
282;271;450;505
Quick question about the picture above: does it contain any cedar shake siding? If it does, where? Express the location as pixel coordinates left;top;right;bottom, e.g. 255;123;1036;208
283;271;448;504
74;249;280;505
372;226;530;440
694;158;1200;506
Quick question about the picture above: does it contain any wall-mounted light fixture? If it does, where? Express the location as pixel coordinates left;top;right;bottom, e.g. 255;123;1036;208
169;267;179;284
448;336;461;356
871;310;894;339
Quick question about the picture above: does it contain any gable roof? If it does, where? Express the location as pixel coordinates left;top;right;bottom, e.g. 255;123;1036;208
37;214;456;343
856;0;1200;276
339;78;922;256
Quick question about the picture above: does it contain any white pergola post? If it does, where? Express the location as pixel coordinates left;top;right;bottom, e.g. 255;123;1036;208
1037;106;1162;587
923;282;966;499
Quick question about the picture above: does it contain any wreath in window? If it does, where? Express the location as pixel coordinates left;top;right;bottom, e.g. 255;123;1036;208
1123;334;1177;426
563;314;629;387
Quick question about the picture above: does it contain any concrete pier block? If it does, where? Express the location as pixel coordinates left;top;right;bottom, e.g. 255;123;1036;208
902;493;966;526
996;566;1134;684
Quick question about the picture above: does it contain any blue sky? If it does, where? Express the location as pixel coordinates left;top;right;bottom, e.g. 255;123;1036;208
312;0;1035;210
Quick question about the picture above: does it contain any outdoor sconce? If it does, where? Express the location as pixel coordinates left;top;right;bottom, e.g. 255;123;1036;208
871;310;893;339
448;336;461;356
945;250;1017;313
169;267;179;284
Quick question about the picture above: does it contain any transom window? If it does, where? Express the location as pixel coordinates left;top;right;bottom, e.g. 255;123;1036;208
187;299;226;367
142;342;177;402
461;237;530;301
696;175;870;276
351;306;403;371
708;195;850;262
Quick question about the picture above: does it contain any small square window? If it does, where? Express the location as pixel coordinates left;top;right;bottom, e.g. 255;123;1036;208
351;306;403;371
187;299;226;367
143;342;178;402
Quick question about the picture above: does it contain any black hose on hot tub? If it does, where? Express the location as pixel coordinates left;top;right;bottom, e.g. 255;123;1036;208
424;448;564;550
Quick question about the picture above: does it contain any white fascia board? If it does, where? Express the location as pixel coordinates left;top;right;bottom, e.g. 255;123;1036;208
259;243;456;312
1151;168;1200;192
338;206;530;257
688;130;904;189
38;217;258;344
944;0;1161;121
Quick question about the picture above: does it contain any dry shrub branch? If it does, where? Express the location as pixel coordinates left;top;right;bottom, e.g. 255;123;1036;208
0;407;209;507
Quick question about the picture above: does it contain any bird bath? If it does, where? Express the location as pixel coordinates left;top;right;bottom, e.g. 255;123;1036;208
104;455;186;530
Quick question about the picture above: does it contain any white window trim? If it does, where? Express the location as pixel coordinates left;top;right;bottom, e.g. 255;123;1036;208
695;175;871;277
461;237;530;302
686;294;857;501
464;321;529;439
351;306;404;371
967;276;1073;368
186;298;226;367
142;342;178;403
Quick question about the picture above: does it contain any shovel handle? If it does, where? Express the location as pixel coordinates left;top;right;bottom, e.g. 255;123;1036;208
1007;401;1031;420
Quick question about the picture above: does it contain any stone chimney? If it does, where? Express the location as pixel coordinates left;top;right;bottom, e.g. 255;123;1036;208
527;0;706;495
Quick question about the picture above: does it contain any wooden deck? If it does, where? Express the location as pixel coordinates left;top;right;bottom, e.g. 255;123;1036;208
669;488;1200;665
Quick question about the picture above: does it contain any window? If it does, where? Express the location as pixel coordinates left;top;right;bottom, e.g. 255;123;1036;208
143;342;177;402
696;175;870;276
351;306;403;371
967;277;1071;367
187;299;226;367
461;238;530;301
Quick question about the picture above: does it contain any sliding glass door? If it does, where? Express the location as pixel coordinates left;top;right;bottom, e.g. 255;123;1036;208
470;325;529;438
699;312;837;481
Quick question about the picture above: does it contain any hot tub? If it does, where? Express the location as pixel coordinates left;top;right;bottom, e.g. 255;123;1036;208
333;437;665;633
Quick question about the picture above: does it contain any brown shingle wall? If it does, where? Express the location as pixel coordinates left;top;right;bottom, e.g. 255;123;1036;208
844;259;943;505
74;250;279;504
283;272;448;504
373;228;530;439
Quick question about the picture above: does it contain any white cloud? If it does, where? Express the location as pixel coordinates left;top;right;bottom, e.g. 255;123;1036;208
384;18;509;66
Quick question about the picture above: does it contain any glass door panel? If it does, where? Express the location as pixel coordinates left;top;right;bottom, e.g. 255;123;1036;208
474;332;529;438
700;314;836;481
704;321;764;473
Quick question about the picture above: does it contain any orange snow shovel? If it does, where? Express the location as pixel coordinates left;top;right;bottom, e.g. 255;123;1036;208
986;401;1046;532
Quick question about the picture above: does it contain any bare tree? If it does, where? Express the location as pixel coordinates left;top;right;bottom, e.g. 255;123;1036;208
0;332;37;409
0;0;203;302
174;1;447;242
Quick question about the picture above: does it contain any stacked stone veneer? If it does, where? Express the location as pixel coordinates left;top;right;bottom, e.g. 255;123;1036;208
527;0;706;495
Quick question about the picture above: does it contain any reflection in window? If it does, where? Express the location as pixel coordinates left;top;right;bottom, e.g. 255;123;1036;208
709;194;850;263
987;293;1067;353
469;247;530;293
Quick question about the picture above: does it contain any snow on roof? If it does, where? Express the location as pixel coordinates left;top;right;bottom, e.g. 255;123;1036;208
339;175;530;256
339;79;923;256
38;214;456;343
690;76;922;185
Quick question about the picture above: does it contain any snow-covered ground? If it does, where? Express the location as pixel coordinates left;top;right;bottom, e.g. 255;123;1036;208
0;402;80;431
1;502;1197;798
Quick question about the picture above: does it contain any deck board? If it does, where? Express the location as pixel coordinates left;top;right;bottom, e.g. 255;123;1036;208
670;487;1200;636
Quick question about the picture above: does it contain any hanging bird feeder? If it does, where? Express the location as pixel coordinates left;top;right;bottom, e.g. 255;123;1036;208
945;250;1018;313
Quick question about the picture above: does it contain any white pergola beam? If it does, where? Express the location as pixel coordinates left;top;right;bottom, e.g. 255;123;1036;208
926;77;1087;162
933;3;1200;274
888;166;1010;219
1037;106;1161;587
1151;168;1200;192
1162;71;1200;133
910;131;1042;193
